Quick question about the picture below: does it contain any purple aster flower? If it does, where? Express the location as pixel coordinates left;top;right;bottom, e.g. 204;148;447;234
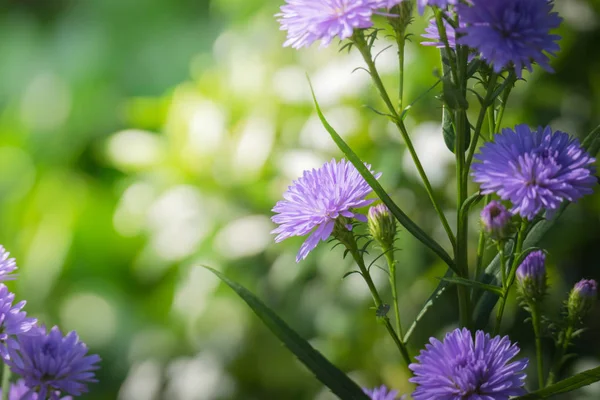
472;125;596;220
516;250;547;301
0;284;37;360
409;328;528;399
7;326;101;399
456;0;562;77
276;0;403;48
271;159;380;262
422;17;457;48
417;0;457;15
0;245;18;281
568;279;597;320
4;379;72;400
480;200;512;240
364;385;404;400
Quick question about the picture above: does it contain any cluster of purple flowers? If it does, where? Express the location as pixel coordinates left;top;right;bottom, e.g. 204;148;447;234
0;246;100;399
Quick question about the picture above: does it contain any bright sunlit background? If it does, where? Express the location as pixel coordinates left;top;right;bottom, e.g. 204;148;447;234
1;0;600;399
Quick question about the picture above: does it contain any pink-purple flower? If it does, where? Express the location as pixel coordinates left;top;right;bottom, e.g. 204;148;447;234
276;0;403;48
0;284;37;360
472;125;596;220
409;328;528;399
271;159;380;262
0;245;18;282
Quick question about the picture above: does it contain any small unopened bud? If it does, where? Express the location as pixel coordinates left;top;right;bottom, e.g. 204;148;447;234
567;279;597;321
516;250;547;303
368;204;397;249
481;201;513;241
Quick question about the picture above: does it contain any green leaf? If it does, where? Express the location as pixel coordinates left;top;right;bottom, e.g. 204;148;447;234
404;267;454;343
203;266;370;400
307;78;457;272
582;123;600;155
442;106;455;154
441;276;503;297
515;365;600;399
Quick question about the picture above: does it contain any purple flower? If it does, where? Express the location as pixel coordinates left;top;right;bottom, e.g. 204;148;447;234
480;201;512;240
0;284;37;360
7;326;101;399
418;0;457;15
568;279;597;320
516;250;547;301
409;328;528;399
364;385;403;400
4;379;72;400
456;0;562;77
0;245;18;281
277;0;403;48
574;279;598;298
272;159;380;262
472;125;596;220
422;17;457;48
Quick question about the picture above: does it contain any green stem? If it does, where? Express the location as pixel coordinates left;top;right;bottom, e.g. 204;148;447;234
1;363;10;400
384;249;403;339
494;221;528;334
396;30;406;112
474;195;491;282
547;325;573;385
352;33;456;252
493;73;516;133
464;73;498;174
344;235;411;366
532;302;546;388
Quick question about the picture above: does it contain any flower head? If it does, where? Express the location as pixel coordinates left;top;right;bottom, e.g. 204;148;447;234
364;385;403;400
277;0;403;48
5;379;72;400
0;284;37;360
516;250;547;303
472;125;596;220
480;201;513;241
7;326;101;399
417;0;457;15
409;328;528;399
272;159;380;262
422;17;457;48
568;279;597;321
368;204;397;249
456;0;562;77
0;245;18;281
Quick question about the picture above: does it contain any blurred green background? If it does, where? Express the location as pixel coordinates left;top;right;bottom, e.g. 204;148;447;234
1;0;600;399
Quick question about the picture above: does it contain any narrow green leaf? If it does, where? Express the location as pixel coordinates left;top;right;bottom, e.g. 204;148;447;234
582;123;600;155
404;267;454;343
307;78;457;272
203;266;369;400
441;276;503;297
515;365;600;399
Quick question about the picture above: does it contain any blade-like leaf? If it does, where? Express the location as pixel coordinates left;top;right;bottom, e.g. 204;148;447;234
441;276;503;297
308;79;456;272
203;266;369;400
404;267;454;343
515;365;600;399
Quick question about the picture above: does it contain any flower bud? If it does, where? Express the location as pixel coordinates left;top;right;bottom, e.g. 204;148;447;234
368;204;397;249
516;250;547;303
567;279;597;321
480;201;513;241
